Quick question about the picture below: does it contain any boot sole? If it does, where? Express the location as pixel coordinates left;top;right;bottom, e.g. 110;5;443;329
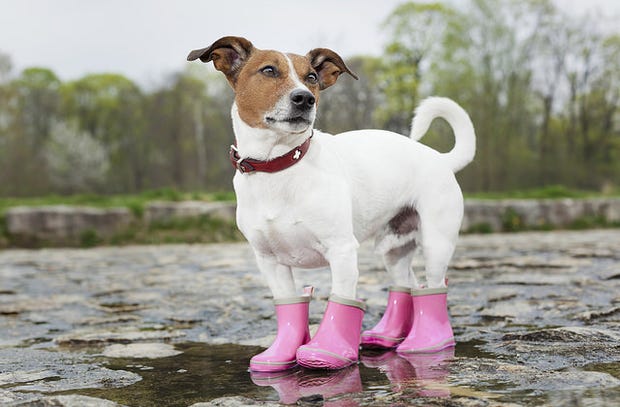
249;359;297;372
361;333;405;349
296;347;357;370
396;337;456;354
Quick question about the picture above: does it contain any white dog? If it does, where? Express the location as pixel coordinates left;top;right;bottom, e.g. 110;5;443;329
188;36;475;371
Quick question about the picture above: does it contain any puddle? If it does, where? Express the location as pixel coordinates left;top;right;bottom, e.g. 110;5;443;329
49;342;620;406
71;344;271;406
64;343;460;406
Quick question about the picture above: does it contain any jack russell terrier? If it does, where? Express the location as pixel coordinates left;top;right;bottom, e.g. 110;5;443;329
188;36;475;371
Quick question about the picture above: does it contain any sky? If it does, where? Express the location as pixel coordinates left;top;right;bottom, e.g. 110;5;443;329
1;0;619;88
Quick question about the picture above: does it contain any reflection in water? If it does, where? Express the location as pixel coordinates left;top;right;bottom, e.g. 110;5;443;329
363;349;455;397
251;348;455;404
252;365;362;406
76;343;460;406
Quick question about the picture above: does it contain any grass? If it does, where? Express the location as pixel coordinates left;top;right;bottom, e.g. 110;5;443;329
0;188;236;219
464;185;617;200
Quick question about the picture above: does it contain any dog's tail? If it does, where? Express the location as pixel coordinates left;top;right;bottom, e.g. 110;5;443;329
409;97;476;173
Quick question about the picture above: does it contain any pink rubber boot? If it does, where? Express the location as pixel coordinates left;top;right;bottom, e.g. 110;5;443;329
296;294;366;370
396;287;456;354
250;287;313;372
361;286;413;349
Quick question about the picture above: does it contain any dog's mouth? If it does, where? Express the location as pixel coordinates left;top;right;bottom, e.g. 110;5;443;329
265;115;311;126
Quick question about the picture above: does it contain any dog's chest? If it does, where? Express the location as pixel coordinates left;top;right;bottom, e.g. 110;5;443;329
234;176;329;268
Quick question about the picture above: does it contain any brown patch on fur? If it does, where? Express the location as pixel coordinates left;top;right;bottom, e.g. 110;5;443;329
234;50;296;128
389;207;419;235
187;37;254;86
306;48;358;90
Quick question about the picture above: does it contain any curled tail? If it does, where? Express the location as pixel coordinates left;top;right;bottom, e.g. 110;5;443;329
410;97;476;173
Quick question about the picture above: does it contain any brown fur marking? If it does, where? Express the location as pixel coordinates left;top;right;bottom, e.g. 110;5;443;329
233;51;319;128
388;207;419;235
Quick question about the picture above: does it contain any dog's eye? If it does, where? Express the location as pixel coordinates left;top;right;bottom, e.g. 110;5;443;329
260;66;278;77
306;72;319;84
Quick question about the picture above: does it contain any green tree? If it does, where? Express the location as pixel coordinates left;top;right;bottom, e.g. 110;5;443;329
60;73;147;192
430;0;543;191
0;52;14;195
1;67;61;195
14;67;61;143
561;16;620;189
145;67;233;191
44;120;109;193
378;2;453;134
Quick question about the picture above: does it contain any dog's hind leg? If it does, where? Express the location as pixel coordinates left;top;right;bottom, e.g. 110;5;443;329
383;241;419;288
420;232;454;288
418;206;461;288
362;220;419;349
395;211;458;354
360;242;417;349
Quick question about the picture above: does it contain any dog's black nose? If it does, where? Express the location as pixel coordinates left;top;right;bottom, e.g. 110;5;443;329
290;89;315;110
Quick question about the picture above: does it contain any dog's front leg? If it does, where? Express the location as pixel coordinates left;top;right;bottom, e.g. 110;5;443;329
250;253;312;372
325;241;360;300
296;239;366;370
254;253;297;299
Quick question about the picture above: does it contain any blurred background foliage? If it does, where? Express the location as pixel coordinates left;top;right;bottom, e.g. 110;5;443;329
0;0;618;198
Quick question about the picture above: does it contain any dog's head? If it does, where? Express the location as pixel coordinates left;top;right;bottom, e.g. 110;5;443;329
187;36;357;134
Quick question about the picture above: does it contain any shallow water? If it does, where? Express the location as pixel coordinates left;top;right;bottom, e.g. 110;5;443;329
57;341;620;406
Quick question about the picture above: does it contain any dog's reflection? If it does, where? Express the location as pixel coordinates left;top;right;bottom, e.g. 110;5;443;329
362;348;455;397
251;365;362;406
250;348;454;404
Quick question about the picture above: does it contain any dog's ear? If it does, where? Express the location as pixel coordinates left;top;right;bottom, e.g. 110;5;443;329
187;36;254;85
306;48;358;90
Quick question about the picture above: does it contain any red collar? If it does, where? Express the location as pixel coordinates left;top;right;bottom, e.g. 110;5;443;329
229;135;313;174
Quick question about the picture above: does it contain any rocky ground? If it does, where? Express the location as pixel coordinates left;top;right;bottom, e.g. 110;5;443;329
1;229;619;406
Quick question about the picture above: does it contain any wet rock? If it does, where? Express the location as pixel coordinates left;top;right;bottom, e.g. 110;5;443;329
576;306;620;321
190;396;280;406
0;294;85;315
358;394;522;407
102;343;182;359
450;357;620;392
0;389;40;405
494;327;620;370
55;328;186;345
502;326;620;342
8;366;141;393
0;348;141;398
26;394;127;407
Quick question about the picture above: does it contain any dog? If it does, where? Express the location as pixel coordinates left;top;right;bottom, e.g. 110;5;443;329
188;36;475;371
